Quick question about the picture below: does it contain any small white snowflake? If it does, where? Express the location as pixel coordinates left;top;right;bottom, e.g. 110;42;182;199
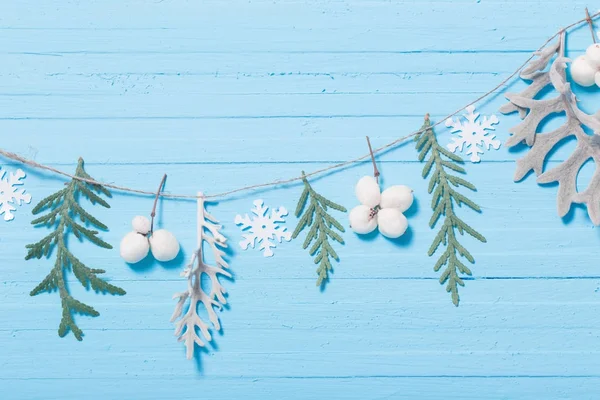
445;105;501;163
234;199;291;257
0;167;32;221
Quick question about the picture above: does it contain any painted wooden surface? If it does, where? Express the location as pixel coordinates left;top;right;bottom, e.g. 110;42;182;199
1;1;600;399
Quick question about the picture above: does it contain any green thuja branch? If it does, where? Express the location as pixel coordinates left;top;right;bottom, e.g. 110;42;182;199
415;116;486;306
25;158;125;340
293;173;347;287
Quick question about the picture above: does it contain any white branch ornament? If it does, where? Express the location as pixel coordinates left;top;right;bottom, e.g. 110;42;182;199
501;33;600;224
171;192;231;360
349;176;413;238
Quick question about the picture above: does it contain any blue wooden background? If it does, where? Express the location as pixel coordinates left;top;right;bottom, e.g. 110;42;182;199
2;1;600;399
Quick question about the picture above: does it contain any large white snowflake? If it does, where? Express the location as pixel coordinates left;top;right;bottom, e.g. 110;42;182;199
445;105;501;163
234;199;291;257
0;167;31;221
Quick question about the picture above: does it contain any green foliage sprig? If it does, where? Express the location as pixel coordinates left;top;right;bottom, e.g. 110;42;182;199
292;172;347;287
25;158;125;340
415;116;486;306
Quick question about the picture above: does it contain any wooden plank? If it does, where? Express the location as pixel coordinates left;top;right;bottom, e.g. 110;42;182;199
3;377;599;400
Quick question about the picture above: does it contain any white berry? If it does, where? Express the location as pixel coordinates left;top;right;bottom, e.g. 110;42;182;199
586;44;600;68
380;185;414;212
132;215;151;234
349;205;378;234
120;231;150;264
571;55;597;87
377;208;408;239
594;71;600;88
149;229;180;262
355;176;381;208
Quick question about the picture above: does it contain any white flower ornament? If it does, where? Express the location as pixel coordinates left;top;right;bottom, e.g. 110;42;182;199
348;176;414;238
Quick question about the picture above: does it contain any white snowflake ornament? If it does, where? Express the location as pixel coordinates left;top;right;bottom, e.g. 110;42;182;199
445;105;500;163
234;199;291;257
0;167;32;221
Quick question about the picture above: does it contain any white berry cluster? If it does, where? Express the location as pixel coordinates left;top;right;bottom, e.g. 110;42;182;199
348;176;414;239
120;216;180;264
571;44;600;87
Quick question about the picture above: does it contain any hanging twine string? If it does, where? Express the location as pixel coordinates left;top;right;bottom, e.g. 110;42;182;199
0;11;598;200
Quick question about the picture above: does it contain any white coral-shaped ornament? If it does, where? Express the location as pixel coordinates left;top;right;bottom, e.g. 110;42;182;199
171;193;231;359
501;33;600;225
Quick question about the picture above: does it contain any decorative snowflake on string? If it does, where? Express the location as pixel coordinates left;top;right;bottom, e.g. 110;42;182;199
0;167;31;221
445;105;501;163
234;199;291;257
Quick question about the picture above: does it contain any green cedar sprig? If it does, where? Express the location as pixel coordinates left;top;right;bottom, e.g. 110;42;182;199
25;158;125;340
292;172;347;287
415;116;486;306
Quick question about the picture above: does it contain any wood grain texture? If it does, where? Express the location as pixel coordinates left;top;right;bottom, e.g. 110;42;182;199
1;1;599;399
